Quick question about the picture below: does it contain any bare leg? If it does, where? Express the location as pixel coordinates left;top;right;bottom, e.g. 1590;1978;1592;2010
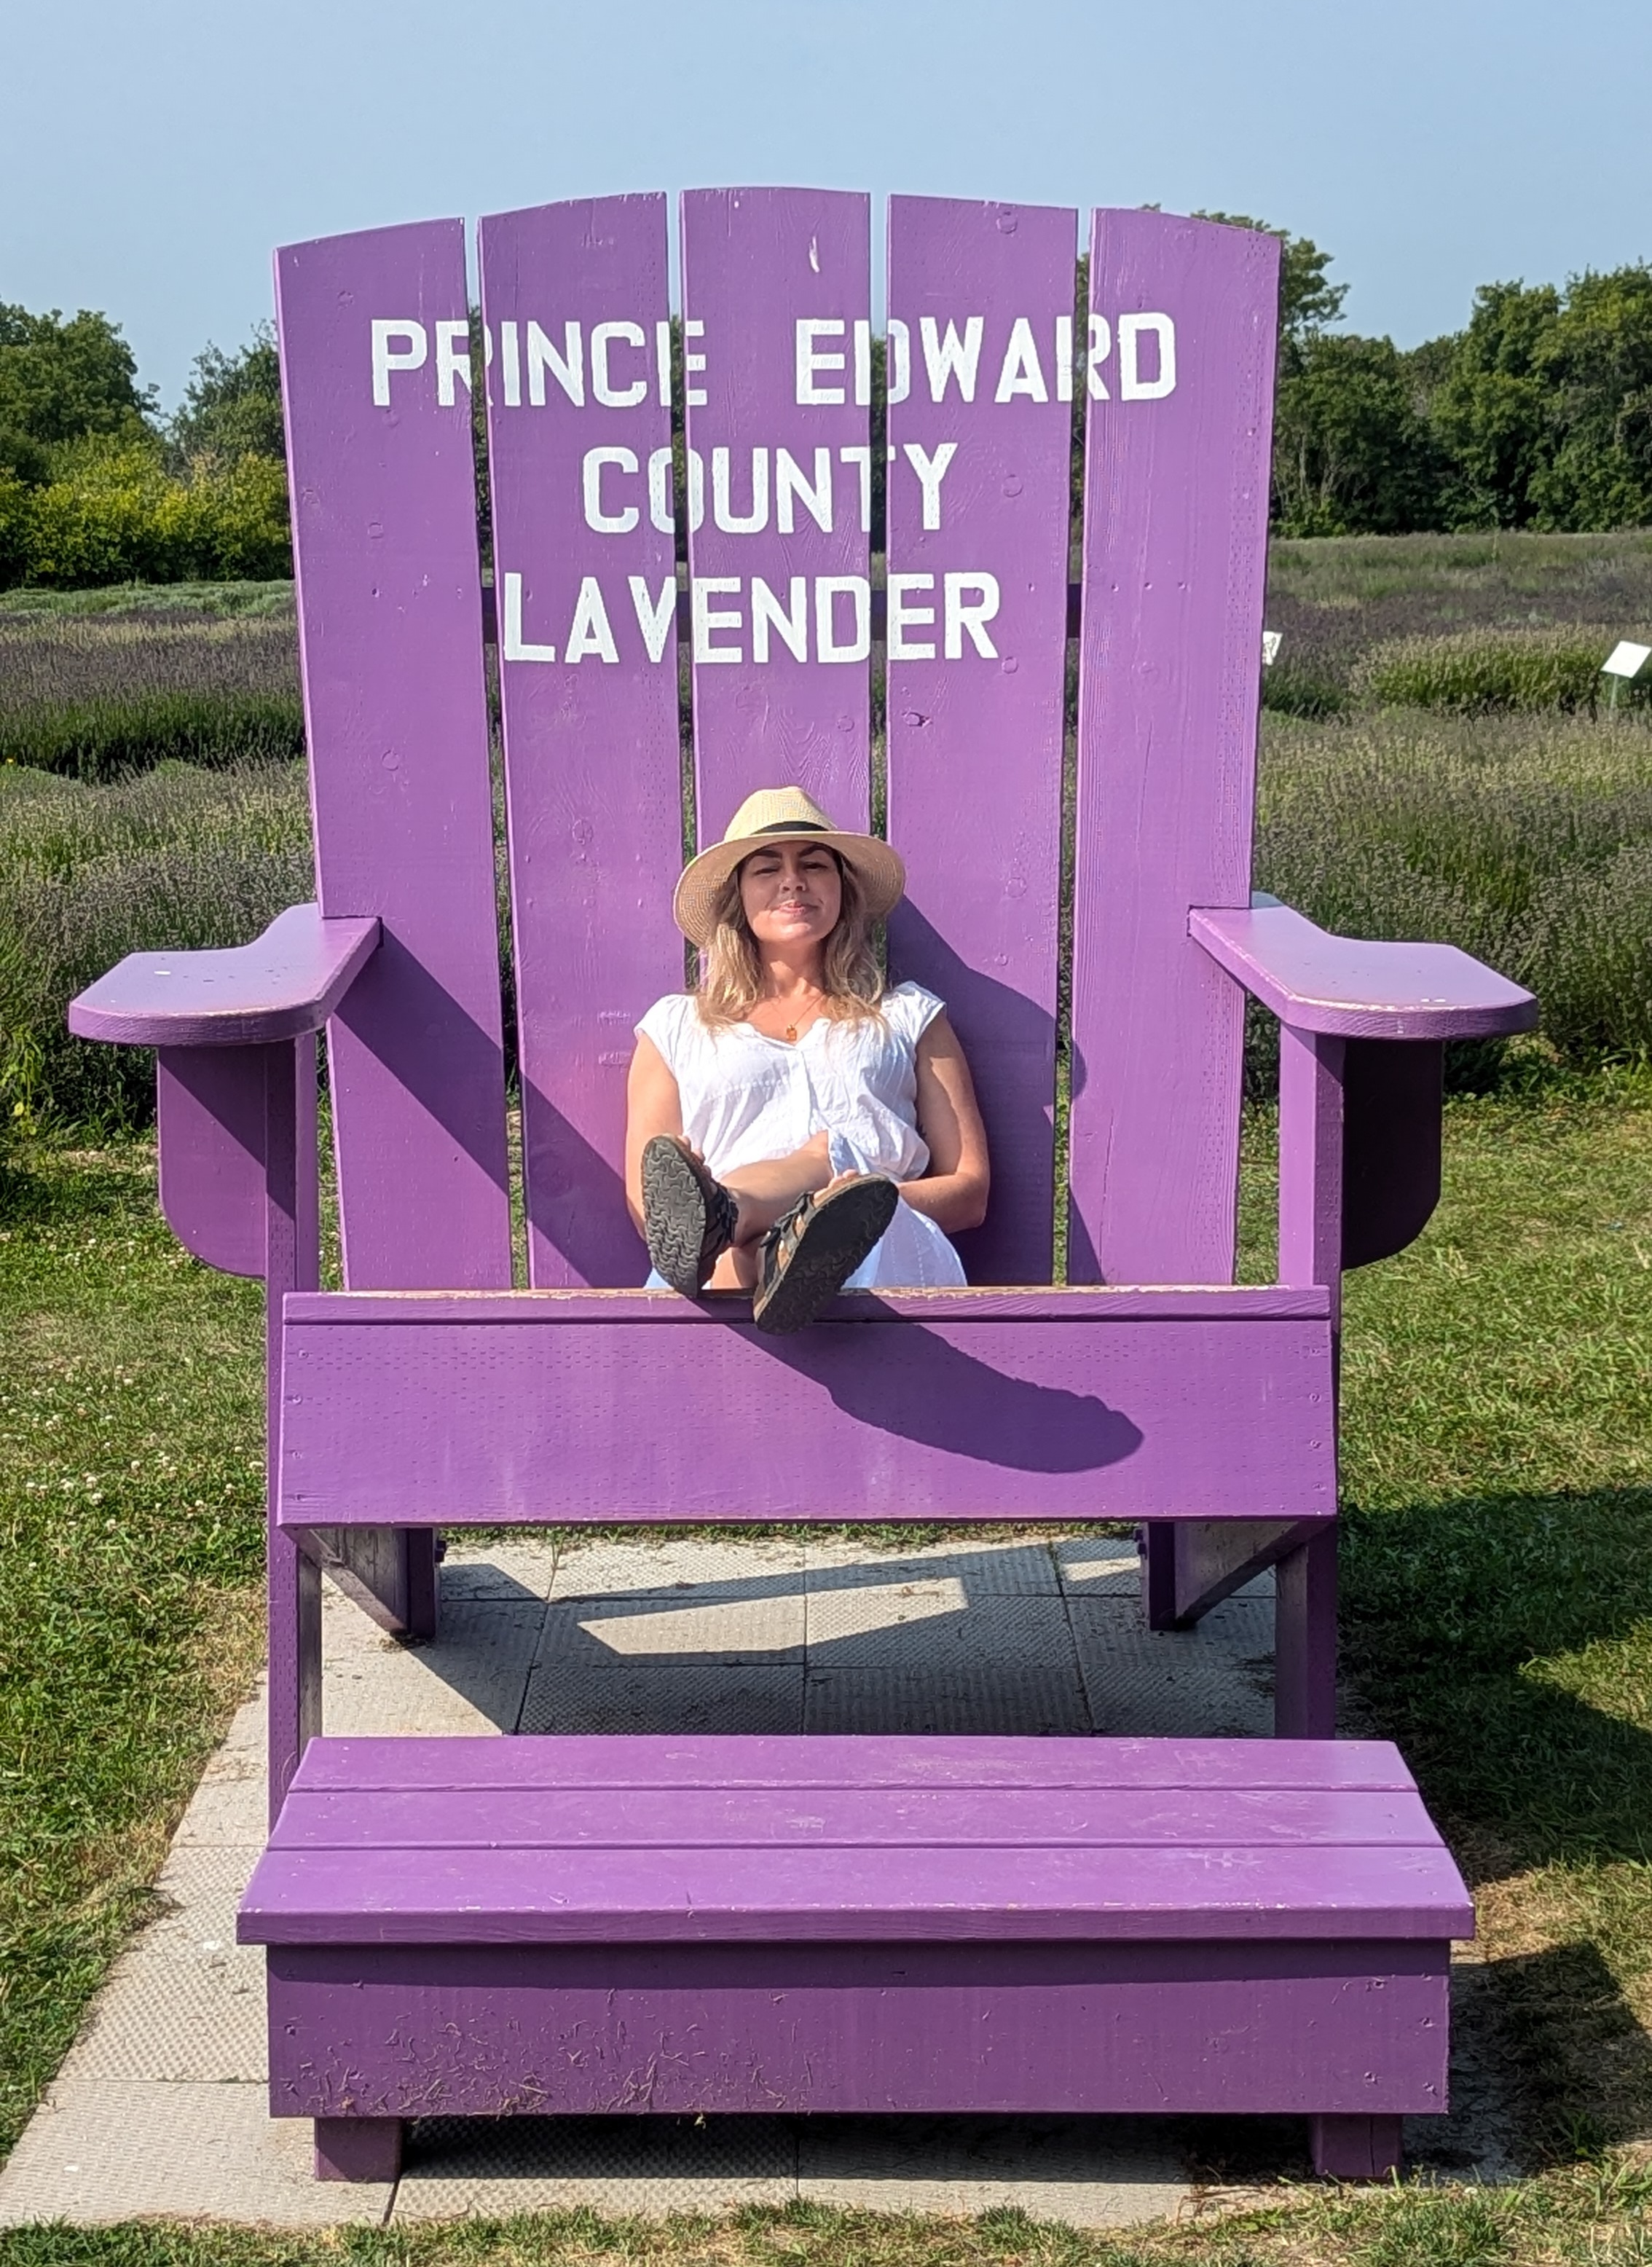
705;1134;835;1289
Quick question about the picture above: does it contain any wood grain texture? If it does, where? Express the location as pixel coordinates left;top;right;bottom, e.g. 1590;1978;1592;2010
275;1305;1336;1526
1192;904;1539;1038
479;196;684;1288
276;219;511;1292
264;1938;1452;2120
1068;213;1280;1286
681;186;872;837
288;1732;1425;1794
884;197;1076;1286
239;1732;1471;1945
68;906;379;1048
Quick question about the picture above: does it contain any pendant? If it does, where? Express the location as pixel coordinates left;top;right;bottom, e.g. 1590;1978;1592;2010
784;1025;798;1042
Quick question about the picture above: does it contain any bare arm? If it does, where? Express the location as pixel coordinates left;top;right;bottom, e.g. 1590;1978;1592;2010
624;1033;684;1233
900;1012;990;1235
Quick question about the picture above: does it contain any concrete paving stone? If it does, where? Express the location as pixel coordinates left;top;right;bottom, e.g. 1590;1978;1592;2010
325;1597;546;1737
61;1850;264;2086
537;1585;806;1667
804;1536;1061;1595
393;2115;796;2218
806;1590;1078;1670
803;1662;1090;1736
549;1533;808;1601
0;2083;390;2228
436;1540;562;1603
1053;1536;1145;1595
171;1755;267;1848
795;2115;1190;2229
1069;1597;1275;1738
521;1660;806;1735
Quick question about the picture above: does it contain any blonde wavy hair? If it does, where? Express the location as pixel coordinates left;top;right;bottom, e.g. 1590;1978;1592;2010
694;850;886;1029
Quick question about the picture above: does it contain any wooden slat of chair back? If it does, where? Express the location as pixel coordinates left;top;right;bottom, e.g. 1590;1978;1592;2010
479;196;685;1289
681;186;873;838
1067;211;1280;1285
884;195;1075;1287
275;221;512;1292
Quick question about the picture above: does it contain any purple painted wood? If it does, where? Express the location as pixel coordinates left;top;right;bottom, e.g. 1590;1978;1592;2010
264;1939;1451;2121
1145;1519;1318;1631
263;1039;322;1823
1280;1029;1346;1305
283;1283;1330;1324
884;197;1075;1286
272;1783;1441;1850
288;1732;1425;1793
1311;2115;1406;2180
154;1048;269;1278
242;1842;1467;1946
1192;904;1538;1039
275;1304;1335;1526
69;906;379;1049
1342;1039;1444;1270
313;2118;401;2183
1276;1525;1340;1742
680;187;871;838
1068;213;1280;1286
275;219;511;1293
479;196;684;1288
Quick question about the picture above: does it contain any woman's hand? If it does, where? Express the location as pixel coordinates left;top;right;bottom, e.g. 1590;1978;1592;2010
900;1013;990;1234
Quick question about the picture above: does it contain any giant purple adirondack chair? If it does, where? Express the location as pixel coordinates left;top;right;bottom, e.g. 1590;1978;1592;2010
71;192;1535;2185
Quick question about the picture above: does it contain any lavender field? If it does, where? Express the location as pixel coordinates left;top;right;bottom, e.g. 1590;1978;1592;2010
1;533;1650;1137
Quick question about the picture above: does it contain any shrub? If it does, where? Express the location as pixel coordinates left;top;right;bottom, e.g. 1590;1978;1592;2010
2;439;291;589
1353;626;1633;715
0;689;304;780
1255;710;1652;1070
0;761;312;1131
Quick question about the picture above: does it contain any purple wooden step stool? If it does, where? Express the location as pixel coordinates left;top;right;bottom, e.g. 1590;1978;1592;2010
70;190;1534;2184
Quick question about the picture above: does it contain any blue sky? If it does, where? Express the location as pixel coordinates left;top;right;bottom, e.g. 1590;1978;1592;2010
4;0;1648;411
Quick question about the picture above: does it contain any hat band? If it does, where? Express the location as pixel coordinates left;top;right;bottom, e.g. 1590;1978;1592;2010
749;820;827;836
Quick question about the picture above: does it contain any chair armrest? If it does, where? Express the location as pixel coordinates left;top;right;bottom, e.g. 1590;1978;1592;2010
1189;903;1536;1040
68;904;381;1048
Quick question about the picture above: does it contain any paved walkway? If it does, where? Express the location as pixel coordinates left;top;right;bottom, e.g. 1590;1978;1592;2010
0;1531;1502;2229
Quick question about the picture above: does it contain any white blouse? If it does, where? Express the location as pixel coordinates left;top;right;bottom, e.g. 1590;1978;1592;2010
634;981;967;1290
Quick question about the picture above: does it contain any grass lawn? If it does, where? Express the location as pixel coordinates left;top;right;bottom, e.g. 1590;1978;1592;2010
1;1066;1650;2263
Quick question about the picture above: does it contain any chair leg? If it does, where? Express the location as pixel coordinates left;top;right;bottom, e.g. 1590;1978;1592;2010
314;2117;404;2182
267;1525;320;1826
1274;1523;1337;1738
1310;2114;1402;2179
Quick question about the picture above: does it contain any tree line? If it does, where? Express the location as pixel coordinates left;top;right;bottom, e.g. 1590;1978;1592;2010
3;213;1651;586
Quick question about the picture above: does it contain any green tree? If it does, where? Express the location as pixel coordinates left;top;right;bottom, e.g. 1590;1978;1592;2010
1427;280;1559;527
1272;333;1447;536
1192;213;1348;369
169;323;284;466
1533;264;1652;530
0;305;157;483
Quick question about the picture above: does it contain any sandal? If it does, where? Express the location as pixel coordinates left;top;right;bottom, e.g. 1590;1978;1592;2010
752;1174;899;1335
642;1135;739;1294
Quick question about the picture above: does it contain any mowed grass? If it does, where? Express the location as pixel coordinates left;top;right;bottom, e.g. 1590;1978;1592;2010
1;1076;1650;2264
0;1148;267;2153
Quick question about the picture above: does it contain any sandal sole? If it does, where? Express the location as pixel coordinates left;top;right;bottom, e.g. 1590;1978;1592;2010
642;1138;728;1295
753;1178;900;1335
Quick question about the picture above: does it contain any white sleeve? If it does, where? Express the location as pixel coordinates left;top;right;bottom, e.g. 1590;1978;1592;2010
635;993;691;1073
890;982;948;1045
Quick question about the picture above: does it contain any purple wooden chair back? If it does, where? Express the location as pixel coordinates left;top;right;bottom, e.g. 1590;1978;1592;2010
275;195;1278;1292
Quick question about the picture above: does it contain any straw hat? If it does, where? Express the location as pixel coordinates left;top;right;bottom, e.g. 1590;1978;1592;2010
672;787;905;946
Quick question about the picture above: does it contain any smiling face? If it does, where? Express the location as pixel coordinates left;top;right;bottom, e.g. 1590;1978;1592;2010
737;839;844;956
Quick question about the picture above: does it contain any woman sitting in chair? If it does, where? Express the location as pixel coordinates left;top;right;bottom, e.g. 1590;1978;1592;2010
626;786;991;1335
